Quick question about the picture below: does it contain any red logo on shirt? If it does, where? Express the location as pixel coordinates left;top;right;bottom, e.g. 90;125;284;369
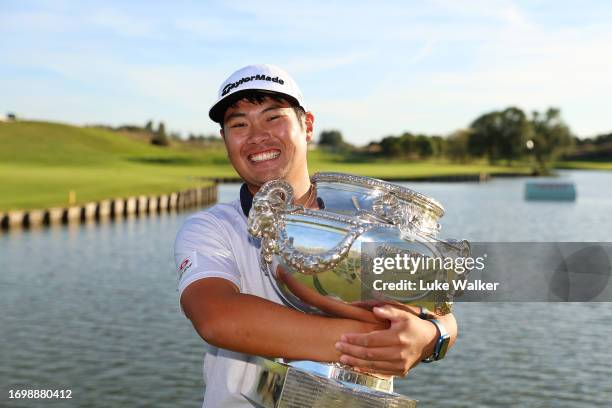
178;257;193;279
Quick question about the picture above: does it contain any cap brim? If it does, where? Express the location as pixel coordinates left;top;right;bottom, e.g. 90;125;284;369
209;89;300;123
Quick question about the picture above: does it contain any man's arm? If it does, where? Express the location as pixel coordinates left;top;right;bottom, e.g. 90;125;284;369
181;277;387;362
182;278;457;376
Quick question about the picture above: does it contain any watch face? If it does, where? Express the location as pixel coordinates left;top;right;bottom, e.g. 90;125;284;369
437;334;451;360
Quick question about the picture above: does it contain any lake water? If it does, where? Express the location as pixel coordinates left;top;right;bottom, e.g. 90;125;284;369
1;170;611;407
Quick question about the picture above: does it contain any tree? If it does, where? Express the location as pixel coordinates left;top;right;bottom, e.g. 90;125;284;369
318;130;354;152
145;120;154;132
151;121;170;146
446;129;471;163
497;107;529;164
319;130;344;148
375;133;435;159
415;135;434;158
468;111;502;163
379;135;403;157
430;135;446;158
468;107;529;164
529;108;573;173
399;133;415;157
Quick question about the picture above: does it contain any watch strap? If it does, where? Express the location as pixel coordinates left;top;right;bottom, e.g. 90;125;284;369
421;318;450;363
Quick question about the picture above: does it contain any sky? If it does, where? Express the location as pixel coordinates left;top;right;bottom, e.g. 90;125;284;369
1;0;612;145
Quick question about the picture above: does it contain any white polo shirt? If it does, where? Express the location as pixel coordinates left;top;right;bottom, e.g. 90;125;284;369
174;196;284;407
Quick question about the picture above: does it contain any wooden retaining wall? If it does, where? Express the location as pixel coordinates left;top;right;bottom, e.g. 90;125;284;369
0;184;218;232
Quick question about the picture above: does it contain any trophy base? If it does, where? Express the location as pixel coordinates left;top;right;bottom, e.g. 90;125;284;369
242;357;417;408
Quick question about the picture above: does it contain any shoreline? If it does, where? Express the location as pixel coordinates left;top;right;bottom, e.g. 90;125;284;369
211;171;534;184
0;184;217;232
0;169;570;232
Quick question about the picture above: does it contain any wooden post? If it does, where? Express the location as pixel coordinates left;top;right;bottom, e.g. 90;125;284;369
24;210;45;228
111;199;125;218
125;197;137;215
148;196;158;213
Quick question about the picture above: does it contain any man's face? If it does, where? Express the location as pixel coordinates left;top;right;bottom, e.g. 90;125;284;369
221;97;313;189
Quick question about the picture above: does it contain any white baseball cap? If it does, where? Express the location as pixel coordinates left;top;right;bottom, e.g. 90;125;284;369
209;64;304;123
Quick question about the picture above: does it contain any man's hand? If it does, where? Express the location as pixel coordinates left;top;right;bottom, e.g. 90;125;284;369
335;305;457;377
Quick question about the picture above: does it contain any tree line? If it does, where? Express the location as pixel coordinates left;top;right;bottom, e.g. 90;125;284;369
113;106;608;173
319;106;582;173
106;120;221;147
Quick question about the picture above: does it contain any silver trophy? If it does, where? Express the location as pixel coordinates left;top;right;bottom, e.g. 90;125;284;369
244;172;470;407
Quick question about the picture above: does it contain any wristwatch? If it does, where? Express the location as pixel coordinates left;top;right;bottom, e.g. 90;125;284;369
421;318;450;363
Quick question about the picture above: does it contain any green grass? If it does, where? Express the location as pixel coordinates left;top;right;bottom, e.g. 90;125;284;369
0;163;229;210
309;159;532;179
0;120;230;166
6;120;604;211
555;161;612;171
0;121;232;210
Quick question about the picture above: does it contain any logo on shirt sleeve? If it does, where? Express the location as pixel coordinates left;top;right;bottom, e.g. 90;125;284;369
178;252;196;280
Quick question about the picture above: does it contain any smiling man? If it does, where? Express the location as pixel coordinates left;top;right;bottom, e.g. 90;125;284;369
174;64;458;407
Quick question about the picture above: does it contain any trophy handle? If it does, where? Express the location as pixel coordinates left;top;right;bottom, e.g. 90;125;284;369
248;180;295;264
249;180;372;274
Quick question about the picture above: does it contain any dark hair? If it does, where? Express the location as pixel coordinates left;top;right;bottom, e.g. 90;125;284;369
220;90;306;128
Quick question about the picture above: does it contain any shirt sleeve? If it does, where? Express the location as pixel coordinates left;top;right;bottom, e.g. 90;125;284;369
174;213;242;300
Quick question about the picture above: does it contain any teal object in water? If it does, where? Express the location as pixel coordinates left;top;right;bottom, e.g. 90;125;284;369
525;181;576;201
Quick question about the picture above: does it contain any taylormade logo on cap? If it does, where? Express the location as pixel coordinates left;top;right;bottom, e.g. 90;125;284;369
221;75;285;96
209;64;304;123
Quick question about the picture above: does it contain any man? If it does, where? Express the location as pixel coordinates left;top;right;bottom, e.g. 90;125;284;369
175;64;457;407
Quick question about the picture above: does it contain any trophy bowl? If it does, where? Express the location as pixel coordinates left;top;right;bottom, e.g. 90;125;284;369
244;172;470;407
313;172;445;237
249;173;470;317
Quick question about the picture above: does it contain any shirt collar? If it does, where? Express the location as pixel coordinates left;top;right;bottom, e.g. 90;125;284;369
239;183;253;218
